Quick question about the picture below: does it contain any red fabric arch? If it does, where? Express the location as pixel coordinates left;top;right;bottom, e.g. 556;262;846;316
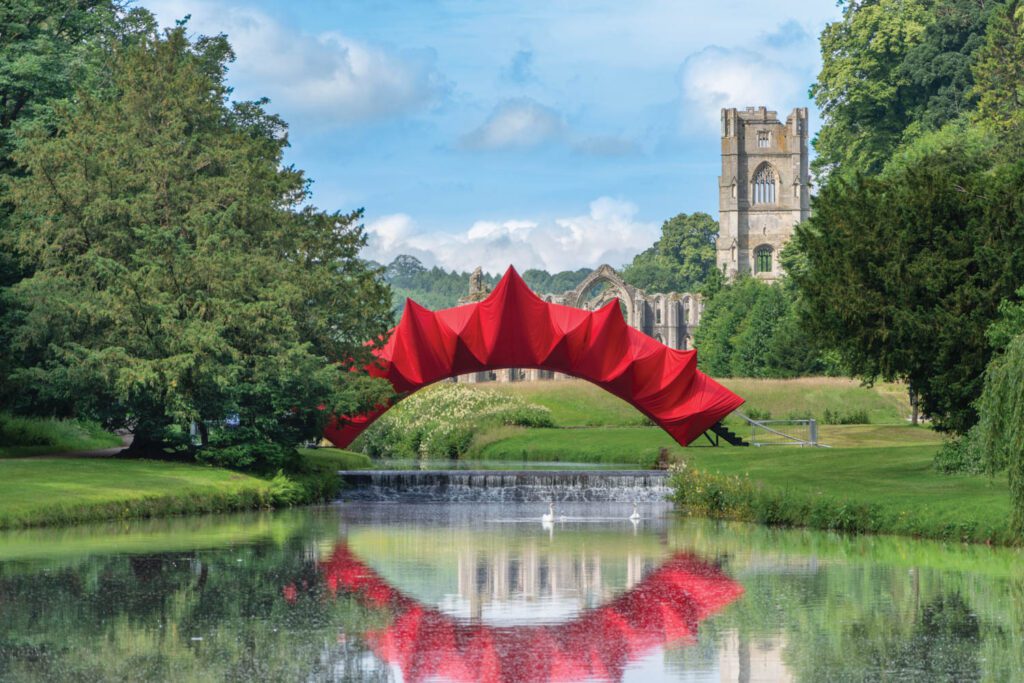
324;266;743;448
285;542;744;682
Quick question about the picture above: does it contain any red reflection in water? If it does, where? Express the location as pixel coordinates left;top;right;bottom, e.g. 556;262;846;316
285;544;743;683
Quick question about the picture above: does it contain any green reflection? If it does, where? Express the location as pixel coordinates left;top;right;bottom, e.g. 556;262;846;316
0;508;1021;682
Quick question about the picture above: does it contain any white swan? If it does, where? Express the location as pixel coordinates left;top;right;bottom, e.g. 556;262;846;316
542;502;555;523
629;502;640;522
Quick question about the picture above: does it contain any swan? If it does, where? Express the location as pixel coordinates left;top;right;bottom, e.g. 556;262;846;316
629;502;640;522
542;502;555;523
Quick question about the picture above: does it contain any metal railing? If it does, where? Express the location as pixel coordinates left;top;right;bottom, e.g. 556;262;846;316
734;414;825;447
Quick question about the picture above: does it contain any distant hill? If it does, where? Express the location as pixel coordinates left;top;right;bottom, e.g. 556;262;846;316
377;255;591;316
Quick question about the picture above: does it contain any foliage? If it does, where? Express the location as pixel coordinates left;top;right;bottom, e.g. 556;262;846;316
2;19;393;467
620;212;722;294
822;408;870;425
358;383;554;459
790;121;1024;433
381;254;591;313
971;0;1024;135
933;425;987;474
975;334;1024;535
811;0;933;177
0;1;126;394
0;411;121;457
693;276;831;378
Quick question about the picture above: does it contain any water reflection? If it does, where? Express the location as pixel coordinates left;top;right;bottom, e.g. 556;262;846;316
289;541;742;682
0;505;1020;682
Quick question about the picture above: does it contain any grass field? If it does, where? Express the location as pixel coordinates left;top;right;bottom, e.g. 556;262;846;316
0;413;123;458
482;377;914;427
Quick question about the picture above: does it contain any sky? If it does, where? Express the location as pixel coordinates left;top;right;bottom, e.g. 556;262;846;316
147;0;843;274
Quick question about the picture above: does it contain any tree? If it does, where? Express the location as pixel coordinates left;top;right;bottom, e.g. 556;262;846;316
976;333;1024;535
971;0;1024;134
0;1;124;397
811;0;933;177
897;0;995;136
790;121;1024;433
692;276;826;379
4;18;393;467
621;212;720;294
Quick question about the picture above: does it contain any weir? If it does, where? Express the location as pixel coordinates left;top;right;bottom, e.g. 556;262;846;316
337;470;671;502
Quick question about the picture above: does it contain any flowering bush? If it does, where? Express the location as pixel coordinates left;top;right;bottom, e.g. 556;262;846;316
358;383;554;459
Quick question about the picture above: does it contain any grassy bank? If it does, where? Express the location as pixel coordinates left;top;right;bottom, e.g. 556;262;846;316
0;413;122;458
0;447;374;530
673;445;1015;545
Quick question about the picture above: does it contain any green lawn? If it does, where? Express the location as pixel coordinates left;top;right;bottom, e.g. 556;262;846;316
471;423;942;464
480;377;914;427
0;459;279;529
675;444;1013;544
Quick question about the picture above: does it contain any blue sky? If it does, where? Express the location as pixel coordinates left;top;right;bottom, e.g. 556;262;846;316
148;0;842;273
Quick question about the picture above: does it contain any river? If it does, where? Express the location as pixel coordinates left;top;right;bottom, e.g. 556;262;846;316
0;500;1021;681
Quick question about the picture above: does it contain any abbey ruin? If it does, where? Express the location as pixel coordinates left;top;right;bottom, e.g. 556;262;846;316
458;105;808;382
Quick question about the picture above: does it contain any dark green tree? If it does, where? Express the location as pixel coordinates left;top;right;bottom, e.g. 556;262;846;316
971;0;1024;134
693;276;825;379
621;212;721;294
4;18;393;466
0;1;125;397
790;121;1024;433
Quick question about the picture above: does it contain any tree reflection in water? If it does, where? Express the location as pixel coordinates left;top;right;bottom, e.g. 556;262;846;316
285;542;744;682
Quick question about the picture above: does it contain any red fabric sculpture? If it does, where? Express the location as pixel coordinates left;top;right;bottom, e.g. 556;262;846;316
324;266;743;448
284;542;744;682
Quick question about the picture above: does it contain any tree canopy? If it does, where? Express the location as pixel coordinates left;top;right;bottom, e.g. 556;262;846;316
620;212;721;295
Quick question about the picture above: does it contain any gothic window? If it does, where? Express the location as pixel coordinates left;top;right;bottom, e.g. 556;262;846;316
655;307;662;324
757;130;770;148
751;164;776;205
755;245;773;274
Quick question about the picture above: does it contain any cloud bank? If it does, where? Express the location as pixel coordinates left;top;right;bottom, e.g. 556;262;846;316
363;198;659;273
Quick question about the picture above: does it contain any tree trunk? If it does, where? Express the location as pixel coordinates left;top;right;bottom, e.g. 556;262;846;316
909;385;919;425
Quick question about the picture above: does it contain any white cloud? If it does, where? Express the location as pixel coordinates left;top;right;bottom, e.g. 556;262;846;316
461;98;566;150
363;198;658;274
146;1;448;125
677;46;805;131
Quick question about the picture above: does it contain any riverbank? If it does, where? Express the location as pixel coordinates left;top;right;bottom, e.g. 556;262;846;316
673;445;1015;545
0;448;374;530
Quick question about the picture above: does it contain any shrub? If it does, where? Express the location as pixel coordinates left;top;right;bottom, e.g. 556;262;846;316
359;383;554;459
934;425;987;474
744;407;772;421
822;408;870;425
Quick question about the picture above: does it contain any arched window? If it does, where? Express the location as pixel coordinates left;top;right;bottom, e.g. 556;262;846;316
751;164;776;205
755;245;773;274
655;307;662;324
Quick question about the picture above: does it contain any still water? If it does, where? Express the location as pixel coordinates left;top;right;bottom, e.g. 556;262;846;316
0;502;1022;682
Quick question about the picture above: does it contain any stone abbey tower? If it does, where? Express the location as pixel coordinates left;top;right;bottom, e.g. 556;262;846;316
717;106;810;282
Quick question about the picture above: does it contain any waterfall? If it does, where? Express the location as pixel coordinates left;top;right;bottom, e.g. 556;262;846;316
337;470;671;502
